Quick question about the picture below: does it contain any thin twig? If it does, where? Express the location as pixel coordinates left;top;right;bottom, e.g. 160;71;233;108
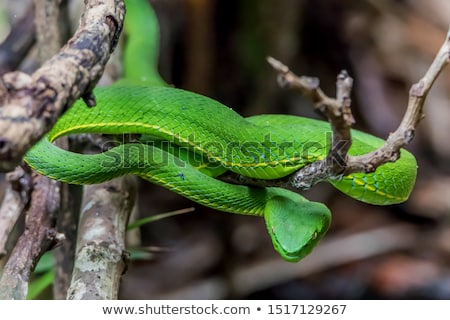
344;27;450;175
219;60;357;189
0;0;125;172
228;29;449;191
223;25;449;191
268;56;357;189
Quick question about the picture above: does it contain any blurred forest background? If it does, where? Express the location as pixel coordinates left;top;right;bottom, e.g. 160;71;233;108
0;0;450;299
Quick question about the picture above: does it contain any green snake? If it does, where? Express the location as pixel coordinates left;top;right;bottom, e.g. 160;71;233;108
24;0;417;262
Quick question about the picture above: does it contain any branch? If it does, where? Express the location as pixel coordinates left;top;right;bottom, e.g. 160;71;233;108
267;56;357;188
66;177;136;300
23;0;84;299
344;27;450;175
224;28;448;192
0;171;64;300
53;184;82;299
0;0;125;172
222;28;449;191
220;60;357;189
0;166;32;257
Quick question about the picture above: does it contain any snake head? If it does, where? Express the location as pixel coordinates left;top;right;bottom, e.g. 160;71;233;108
264;195;331;262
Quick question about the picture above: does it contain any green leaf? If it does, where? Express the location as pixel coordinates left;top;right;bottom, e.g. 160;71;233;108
27;270;54;300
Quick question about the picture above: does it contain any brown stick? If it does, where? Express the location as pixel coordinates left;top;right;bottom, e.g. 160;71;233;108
66;177;137;300
0;0;125;172
344;27;450;175
0;166;32;257
0;171;64;300
231;28;448;191
222;28;449;190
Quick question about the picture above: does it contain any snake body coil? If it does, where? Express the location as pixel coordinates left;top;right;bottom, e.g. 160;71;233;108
23;0;417;261
24;85;417;261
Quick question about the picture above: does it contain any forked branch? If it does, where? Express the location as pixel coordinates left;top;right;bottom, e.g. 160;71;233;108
265;26;450;190
0;0;126;172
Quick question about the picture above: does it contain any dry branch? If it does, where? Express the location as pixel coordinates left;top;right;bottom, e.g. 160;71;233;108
224;28;449;191
66;177;136;300
0;171;64;300
53;183;82;299
271;27;448;188
0;166;32;257
29;0;84;299
267;56;357;189
343;27;450;176
0;0;125;172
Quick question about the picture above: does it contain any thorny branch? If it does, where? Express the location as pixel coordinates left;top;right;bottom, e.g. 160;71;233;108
0;0;125;171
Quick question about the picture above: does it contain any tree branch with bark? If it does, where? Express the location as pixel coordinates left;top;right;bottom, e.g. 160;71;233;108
0;0;125;172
